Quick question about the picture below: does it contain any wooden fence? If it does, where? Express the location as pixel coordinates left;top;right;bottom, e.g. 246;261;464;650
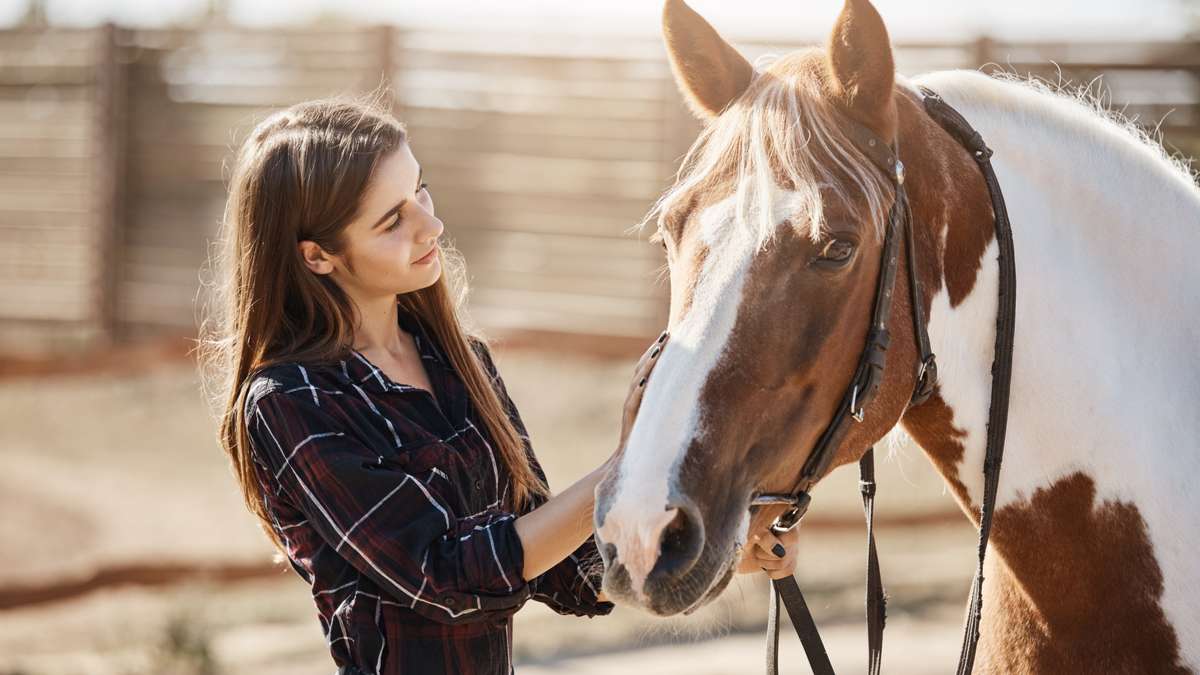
0;23;1196;354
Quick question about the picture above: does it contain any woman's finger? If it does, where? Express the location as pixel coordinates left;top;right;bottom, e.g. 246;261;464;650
754;528;799;580
753;549;788;568
753;547;784;563
755;530;787;557
632;330;667;371
617;330;669;447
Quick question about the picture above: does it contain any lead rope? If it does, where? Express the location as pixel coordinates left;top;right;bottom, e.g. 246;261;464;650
860;448;885;675
768;446;883;672
767;573;834;675
915;87;1018;675
766;448;881;675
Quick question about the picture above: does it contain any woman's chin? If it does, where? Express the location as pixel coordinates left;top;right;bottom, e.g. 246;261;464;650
401;261;441;293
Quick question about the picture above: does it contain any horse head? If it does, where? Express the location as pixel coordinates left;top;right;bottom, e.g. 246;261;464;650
593;0;931;615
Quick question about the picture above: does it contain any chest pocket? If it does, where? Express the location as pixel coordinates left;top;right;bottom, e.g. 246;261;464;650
367;427;462;490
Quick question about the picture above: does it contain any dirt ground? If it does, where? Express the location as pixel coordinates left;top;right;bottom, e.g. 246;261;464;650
0;343;978;675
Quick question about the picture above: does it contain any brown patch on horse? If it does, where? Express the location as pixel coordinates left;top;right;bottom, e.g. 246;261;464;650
661;0;753;118
899;393;973;512
893;87;996;308
979;472;1186;673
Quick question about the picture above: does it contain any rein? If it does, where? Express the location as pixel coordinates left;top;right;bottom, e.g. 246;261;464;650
750;85;1017;675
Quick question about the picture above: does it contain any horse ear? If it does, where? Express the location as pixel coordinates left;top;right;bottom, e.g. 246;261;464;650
662;0;754;119
825;0;896;133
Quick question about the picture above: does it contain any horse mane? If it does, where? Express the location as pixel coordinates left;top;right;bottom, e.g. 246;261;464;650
643;51;896;250
904;69;1200;192
645;57;1198;251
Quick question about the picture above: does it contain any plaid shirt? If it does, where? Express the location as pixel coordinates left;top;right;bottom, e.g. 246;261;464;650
243;308;612;675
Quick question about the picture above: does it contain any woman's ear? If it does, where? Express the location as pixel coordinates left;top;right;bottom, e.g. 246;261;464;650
298;240;335;276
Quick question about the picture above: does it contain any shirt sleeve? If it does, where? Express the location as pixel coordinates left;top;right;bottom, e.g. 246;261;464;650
246;385;532;625
472;339;616;618
529;535;613;617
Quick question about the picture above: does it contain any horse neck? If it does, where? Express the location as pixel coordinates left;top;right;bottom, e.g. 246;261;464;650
895;70;1200;662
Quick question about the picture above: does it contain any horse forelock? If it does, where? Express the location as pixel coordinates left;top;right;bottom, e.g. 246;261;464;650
644;50;896;255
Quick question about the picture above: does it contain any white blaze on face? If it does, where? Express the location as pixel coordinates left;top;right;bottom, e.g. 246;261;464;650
597;185;810;598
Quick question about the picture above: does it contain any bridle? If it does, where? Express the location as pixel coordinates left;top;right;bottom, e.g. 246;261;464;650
749;85;1017;675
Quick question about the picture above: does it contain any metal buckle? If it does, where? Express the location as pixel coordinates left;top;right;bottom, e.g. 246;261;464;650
751;492;811;533
771;507;802;534
911;354;938;406
850;384;865;422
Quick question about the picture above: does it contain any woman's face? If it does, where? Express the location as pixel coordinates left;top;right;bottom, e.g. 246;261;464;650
306;143;444;298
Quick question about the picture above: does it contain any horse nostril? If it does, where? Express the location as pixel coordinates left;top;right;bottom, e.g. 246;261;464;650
652;501;705;580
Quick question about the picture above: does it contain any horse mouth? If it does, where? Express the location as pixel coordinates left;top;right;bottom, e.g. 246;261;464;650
600;538;743;616
681;548;740;615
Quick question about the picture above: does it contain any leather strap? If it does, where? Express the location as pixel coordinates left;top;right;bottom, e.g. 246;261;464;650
768;575;835;675
902;185;937;406
770;450;884;675
860;449;885;675
917;85;1017;675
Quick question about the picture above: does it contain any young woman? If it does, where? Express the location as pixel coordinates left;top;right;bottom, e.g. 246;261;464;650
200;94;799;675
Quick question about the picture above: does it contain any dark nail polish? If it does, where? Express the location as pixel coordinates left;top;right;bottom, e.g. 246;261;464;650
639;378;647;387
772;543;786;558
658;332;668;343
650;347;660;358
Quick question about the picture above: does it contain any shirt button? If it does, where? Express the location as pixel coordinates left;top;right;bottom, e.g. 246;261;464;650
473;479;483;492
443;595;456;606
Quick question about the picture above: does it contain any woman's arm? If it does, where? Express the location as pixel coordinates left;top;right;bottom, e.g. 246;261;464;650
512;331;667;581
513;458;612;579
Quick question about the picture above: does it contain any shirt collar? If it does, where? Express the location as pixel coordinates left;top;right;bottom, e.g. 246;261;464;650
335;304;458;399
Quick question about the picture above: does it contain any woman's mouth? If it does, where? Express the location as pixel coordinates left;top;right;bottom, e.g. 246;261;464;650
413;246;438;265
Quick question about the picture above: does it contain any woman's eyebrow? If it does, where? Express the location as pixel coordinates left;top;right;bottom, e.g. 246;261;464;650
370;165;423;230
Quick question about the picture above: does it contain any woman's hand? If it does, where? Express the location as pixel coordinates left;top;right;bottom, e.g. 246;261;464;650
615;330;669;454
737;525;801;580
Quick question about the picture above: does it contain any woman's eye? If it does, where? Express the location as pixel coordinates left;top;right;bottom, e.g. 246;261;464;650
386;213;402;231
817;238;856;263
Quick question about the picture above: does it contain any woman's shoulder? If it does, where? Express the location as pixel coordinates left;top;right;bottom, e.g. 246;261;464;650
243;359;346;417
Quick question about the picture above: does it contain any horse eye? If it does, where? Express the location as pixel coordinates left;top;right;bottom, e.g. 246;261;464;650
818;238;856;263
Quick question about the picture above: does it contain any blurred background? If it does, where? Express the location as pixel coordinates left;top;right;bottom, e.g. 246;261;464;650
0;1;1196;674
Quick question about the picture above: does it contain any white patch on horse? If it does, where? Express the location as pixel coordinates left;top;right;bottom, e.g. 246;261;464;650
908;70;1200;665
598;184;809;598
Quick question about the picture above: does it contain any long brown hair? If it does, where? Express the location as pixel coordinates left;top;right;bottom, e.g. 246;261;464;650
197;89;547;556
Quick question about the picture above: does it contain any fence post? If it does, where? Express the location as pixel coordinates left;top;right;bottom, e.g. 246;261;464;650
93;22;129;345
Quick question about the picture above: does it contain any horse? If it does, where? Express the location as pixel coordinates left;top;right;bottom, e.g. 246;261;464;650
592;0;1200;671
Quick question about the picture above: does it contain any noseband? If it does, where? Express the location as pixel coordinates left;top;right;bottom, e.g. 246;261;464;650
750;85;1017;675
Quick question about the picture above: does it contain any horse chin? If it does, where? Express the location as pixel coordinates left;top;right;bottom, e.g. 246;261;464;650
681;555;738;615
602;540;742;617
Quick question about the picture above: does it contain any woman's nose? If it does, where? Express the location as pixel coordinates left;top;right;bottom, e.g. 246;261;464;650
420;212;444;242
